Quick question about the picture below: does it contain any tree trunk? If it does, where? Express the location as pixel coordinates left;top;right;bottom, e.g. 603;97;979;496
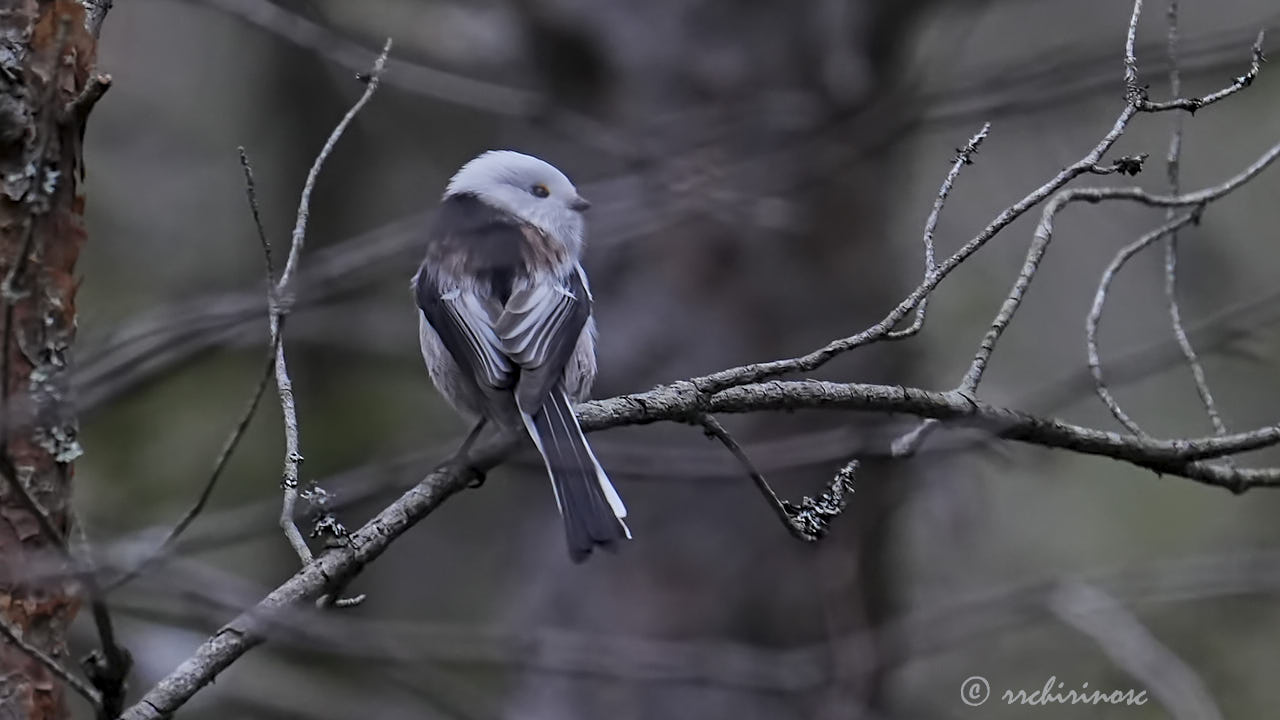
0;2;98;718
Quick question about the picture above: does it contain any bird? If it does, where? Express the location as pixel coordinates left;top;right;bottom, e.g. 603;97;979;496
412;150;630;562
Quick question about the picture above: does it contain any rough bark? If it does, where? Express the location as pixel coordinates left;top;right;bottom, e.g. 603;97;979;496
0;2;96;718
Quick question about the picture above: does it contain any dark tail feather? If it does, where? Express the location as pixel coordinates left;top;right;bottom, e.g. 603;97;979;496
521;388;630;562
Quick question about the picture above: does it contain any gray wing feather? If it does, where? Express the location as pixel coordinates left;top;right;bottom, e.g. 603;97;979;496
498;284;575;363
496;268;590;412
417;276;515;391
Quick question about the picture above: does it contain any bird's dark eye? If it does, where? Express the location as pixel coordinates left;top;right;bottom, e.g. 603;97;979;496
530;183;550;198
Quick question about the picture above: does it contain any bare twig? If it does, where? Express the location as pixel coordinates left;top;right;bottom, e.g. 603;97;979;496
696;413;853;542
268;39;390;608
239;147;275;279
887;122;990;340
1160;1;1231;443
1087;211;1203;434
278;39;391;292
0;613;102;708
1137;31;1266;112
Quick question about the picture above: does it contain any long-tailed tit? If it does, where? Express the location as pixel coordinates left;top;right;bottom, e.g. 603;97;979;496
412;150;629;561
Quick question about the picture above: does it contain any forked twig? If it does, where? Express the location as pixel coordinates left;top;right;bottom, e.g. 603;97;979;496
887;122;991;340
1088;211;1203;433
265;39;392;608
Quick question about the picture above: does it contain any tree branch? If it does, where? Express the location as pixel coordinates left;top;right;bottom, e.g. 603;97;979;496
1088;211;1203;434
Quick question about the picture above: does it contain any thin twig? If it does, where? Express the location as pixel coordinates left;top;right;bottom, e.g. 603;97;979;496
1087;211;1203;434
1137;31;1266;112
697;413;853;542
0;613;103;708
269;39;390;607
1160;1;1231;442
277;38;392;292
239;147;275;280
887;122;990;340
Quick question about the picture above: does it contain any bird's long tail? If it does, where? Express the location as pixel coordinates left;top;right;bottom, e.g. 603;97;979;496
520;388;630;562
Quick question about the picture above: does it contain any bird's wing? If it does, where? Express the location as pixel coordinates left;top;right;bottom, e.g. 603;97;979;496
415;271;515;390
496;264;591;413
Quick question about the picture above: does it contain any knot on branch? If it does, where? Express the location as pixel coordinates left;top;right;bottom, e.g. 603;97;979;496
670;380;709;420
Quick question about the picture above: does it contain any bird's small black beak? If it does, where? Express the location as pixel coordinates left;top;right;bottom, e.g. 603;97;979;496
569;195;591;213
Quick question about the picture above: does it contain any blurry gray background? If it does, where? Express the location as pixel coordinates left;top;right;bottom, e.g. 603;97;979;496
69;0;1280;717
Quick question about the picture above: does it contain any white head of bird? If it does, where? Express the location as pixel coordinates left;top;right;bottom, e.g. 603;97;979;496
445;150;591;256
